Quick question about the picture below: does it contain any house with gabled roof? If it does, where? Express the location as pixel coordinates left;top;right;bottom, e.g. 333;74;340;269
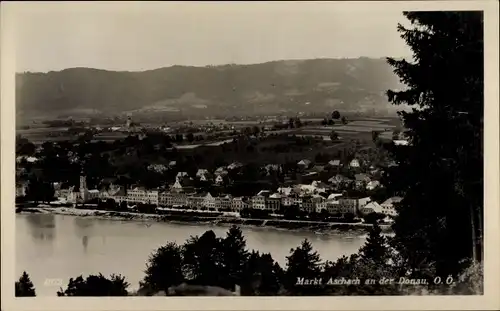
349;158;361;168
227;162;243;170
361;201;383;215
297;159;312;170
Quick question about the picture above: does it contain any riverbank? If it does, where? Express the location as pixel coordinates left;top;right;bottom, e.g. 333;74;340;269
18;207;393;235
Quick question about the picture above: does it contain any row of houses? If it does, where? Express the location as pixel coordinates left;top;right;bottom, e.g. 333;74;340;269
47;175;399;216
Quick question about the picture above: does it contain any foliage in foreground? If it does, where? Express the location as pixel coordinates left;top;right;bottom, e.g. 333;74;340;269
15;271;36;297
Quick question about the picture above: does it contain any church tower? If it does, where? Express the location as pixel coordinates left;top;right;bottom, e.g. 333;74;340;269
80;174;88;202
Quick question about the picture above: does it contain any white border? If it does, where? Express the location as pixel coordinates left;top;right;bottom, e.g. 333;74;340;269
2;1;499;311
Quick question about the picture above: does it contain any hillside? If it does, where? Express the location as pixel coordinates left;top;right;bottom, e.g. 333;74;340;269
16;58;403;119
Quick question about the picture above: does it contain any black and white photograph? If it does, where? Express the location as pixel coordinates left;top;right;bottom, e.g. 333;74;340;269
1;1;499;310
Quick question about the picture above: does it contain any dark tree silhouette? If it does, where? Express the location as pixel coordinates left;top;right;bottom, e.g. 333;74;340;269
285;239;322;294
329;130;339;142
222;226;249;291
15;271;36;297
182;231;225;287
359;223;388;264
241;251;283;296
385;11;484;278
331;110;341;120
140;242;185;294
57;274;129;296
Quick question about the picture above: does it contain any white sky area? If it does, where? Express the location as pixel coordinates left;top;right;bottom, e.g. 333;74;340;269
11;1;412;73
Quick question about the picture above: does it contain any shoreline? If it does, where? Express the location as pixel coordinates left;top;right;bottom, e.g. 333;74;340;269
17;207;393;236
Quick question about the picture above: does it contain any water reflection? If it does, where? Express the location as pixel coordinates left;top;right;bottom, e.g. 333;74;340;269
82;235;89;252
25;214;56;243
74;217;94;237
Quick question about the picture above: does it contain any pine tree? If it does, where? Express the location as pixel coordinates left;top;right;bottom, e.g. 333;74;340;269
385;12;483;278
15;271;36;297
359;223;388;264
222;226;249;291
285;239;322;294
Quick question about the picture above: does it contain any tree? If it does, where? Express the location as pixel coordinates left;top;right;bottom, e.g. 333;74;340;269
241;251;283;295
331;110;341;120
140;242;184;294
285;239;322;294
329;130;339;142
391;130;401;141
371;131;381;143
222;226;249;290
57;274;129;296
358;223;388;264
328;119;335;126
182;231;225;288
321;118;328;126
385;12;484;278
186;132;195;143
251;126;260;136
15;271;36;297
16;137;36;156
341;116;348;125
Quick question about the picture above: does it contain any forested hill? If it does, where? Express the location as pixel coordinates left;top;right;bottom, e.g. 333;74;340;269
16;58;403;119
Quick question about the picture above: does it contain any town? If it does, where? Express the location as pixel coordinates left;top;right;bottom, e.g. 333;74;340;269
15;117;405;226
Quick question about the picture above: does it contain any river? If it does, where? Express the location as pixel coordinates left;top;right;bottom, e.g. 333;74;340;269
15;213;366;296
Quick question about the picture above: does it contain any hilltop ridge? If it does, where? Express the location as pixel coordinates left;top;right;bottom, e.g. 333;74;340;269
16;58;403;119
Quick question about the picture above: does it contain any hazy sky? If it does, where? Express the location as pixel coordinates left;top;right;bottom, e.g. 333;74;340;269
11;2;412;73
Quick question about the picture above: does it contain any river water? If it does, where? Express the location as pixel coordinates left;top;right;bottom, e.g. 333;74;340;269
15;213;366;296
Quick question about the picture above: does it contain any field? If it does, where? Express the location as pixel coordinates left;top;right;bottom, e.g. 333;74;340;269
17;117;402;149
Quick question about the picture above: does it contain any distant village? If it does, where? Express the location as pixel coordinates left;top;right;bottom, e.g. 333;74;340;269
16;153;402;223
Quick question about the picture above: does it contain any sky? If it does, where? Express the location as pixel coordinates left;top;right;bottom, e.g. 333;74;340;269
10;1;412;73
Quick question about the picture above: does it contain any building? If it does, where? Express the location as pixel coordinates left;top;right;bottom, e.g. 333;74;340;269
328;174;349;188
327;159;341;168
215;175;226;185
161;192;188;207
79;175;99;202
215;195;233;211
310;165;325;173
354;173;371;189
366;180;381;191
214;167;227;175
361;202;383;215
252;191;270;210
16;182;28;198
147;164;168;173
349;159;361;168
263;164;280;175
227;162;243;170
297;159;312;170
266;193;282;212
301;196;315;213
311;194;327;213
381;196;402;216
277;187;293;196
196;169;210;178
336;197;371;215
325;200;341;214
198;172;213;182
231;197;250;212
176;172;189;181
